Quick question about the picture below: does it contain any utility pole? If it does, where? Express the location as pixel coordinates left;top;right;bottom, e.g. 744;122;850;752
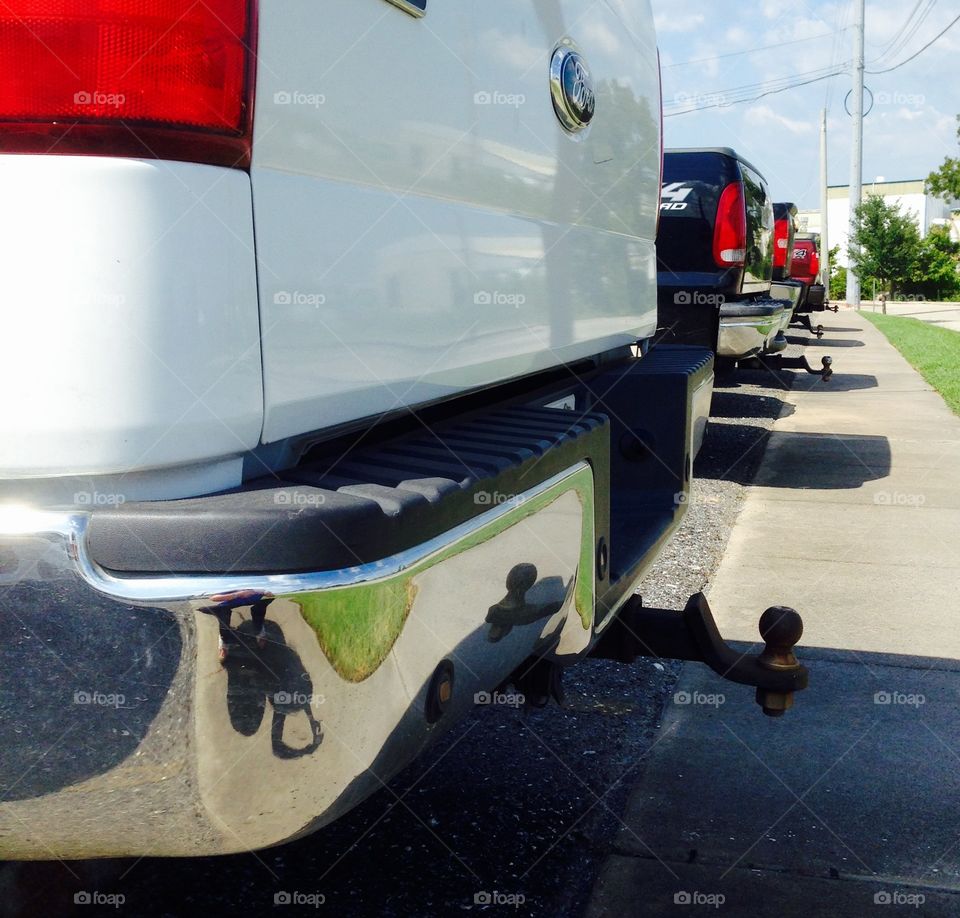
846;0;866;306
820;109;830;294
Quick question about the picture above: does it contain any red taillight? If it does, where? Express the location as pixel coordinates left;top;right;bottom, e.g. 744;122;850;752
0;1;255;168
810;249;821;278
773;218;790;269
713;182;747;268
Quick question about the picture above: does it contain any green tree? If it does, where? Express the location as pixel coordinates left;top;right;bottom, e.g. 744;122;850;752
848;196;920;297
926;116;960;203
904;225;960;301
828;244;847;300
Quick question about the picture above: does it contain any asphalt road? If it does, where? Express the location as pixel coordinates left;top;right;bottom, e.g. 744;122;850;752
1;355;808;918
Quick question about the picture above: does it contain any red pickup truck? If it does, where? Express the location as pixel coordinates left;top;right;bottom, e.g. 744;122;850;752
791;237;821;287
789;235;831;336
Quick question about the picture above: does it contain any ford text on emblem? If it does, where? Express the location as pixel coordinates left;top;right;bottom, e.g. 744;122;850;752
550;46;596;132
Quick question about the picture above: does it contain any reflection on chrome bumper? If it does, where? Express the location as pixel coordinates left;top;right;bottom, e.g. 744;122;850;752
770;282;800;334
0;464;594;858
717;316;780;358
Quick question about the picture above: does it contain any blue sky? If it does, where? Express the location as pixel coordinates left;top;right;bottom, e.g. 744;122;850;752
652;0;960;208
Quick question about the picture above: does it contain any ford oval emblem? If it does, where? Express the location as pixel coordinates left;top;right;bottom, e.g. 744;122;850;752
550;46;596;133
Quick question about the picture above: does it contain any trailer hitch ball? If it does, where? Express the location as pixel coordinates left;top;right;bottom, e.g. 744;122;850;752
815;325;824;339
756;606;804;717
820;356;833;381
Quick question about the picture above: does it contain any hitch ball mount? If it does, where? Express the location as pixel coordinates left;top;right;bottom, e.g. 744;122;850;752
591;593;808;717
794;314;825;338
760;354;833;382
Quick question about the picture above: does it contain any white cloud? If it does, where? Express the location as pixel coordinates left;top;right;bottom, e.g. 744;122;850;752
745;104;816;136
654;13;705;33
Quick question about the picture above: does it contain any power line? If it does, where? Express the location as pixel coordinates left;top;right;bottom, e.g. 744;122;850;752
870;0;937;68
871;0;927;60
665;70;847;118
867;11;960;72
664;30;851;69
826;0;855;111
664;59;851;109
663;4;958;119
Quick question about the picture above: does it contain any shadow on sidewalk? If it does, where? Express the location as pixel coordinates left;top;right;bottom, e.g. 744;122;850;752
800;373;879;393
785;334;865;348
710;391;796;421
755;431;891;490
700;427;890;490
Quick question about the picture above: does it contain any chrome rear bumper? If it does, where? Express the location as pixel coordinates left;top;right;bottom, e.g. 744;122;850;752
0;465;595;859
717;316;780;358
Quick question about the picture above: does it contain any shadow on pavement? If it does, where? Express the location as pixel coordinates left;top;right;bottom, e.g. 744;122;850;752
807;373;878;393
699;427;890;490
755;431;890;490
710;391;796;421
786;335;865;348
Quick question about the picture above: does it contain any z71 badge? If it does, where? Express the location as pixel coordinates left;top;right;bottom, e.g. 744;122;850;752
385;0;426;17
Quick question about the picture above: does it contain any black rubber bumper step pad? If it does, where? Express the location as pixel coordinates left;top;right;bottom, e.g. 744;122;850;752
86;407;610;575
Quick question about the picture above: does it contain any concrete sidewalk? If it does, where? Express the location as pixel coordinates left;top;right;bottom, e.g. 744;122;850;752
587;310;960;916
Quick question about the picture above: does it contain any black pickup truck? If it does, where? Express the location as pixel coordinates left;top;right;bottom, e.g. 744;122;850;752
656;148;831;380
770;201;806;339
656;147;785;368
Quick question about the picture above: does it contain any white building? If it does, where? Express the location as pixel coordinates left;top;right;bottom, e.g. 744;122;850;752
798;179;959;267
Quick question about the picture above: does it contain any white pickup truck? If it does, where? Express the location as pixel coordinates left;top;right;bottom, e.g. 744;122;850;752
0;0;738;859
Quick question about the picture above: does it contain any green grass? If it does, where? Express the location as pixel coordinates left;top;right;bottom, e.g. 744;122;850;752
860;311;960;415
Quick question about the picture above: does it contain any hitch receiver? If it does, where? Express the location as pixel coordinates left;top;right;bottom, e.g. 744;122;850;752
761;354;833;382
793;314;824;339
591;593;809;716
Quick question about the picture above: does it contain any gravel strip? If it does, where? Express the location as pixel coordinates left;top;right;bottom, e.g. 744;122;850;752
3;349;811;918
